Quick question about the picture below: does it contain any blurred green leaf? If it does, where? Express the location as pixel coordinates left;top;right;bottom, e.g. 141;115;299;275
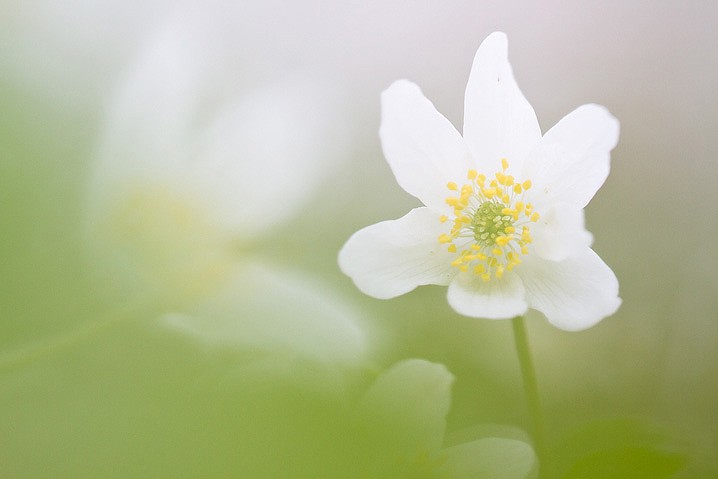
554;417;687;479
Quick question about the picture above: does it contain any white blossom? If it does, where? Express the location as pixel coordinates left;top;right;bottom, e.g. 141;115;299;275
339;32;620;331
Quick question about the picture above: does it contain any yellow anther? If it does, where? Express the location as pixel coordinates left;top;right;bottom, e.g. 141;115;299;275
440;166;540;281
495;236;510;246
438;234;452;244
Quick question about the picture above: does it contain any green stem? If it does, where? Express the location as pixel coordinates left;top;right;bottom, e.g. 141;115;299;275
511;316;548;477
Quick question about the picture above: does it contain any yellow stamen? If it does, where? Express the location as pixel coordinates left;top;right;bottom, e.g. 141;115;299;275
495;236;511;246
438;234;452;244
437;162;541;281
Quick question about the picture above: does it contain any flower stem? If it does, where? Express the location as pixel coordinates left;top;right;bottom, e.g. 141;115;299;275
511;315;548;477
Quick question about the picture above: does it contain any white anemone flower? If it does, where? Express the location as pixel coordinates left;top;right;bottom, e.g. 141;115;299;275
84;9;366;370
339;32;621;331
355;359;536;478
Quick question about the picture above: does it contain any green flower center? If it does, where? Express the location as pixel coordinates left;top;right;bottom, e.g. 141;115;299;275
471;201;514;246
437;159;540;282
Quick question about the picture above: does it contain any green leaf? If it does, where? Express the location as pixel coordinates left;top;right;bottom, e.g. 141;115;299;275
554;417;687;479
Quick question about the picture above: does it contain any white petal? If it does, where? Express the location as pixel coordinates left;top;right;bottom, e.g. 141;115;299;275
438;437;537;479
518;248;621;331
89;7;348;241
358;359;453;457
531;202;593;262
380;80;473;212
447;271;528;319
521;104;619;210
463;32;541;174
86;20;203;227
190;75;348;238
338;207;457;299
162;261;368;369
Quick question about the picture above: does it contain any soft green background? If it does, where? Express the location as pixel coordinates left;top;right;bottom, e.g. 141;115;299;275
2;1;717;477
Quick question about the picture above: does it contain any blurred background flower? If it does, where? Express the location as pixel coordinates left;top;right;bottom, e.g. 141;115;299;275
1;1;717;477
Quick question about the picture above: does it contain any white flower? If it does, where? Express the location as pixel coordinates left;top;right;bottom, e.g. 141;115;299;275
355;359;536;478
339;32;621;331
85;8;366;369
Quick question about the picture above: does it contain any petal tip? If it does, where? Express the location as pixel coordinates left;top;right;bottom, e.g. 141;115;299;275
382;79;421;98
481;31;508;49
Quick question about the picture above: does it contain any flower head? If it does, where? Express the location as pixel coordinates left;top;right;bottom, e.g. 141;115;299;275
84;7;366;368
339;32;620;330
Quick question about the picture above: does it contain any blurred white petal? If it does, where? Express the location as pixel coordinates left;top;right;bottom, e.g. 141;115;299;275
162;261;368;369
85;8;350;303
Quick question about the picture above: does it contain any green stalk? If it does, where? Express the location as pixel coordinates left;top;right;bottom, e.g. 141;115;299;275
511;316;548;477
